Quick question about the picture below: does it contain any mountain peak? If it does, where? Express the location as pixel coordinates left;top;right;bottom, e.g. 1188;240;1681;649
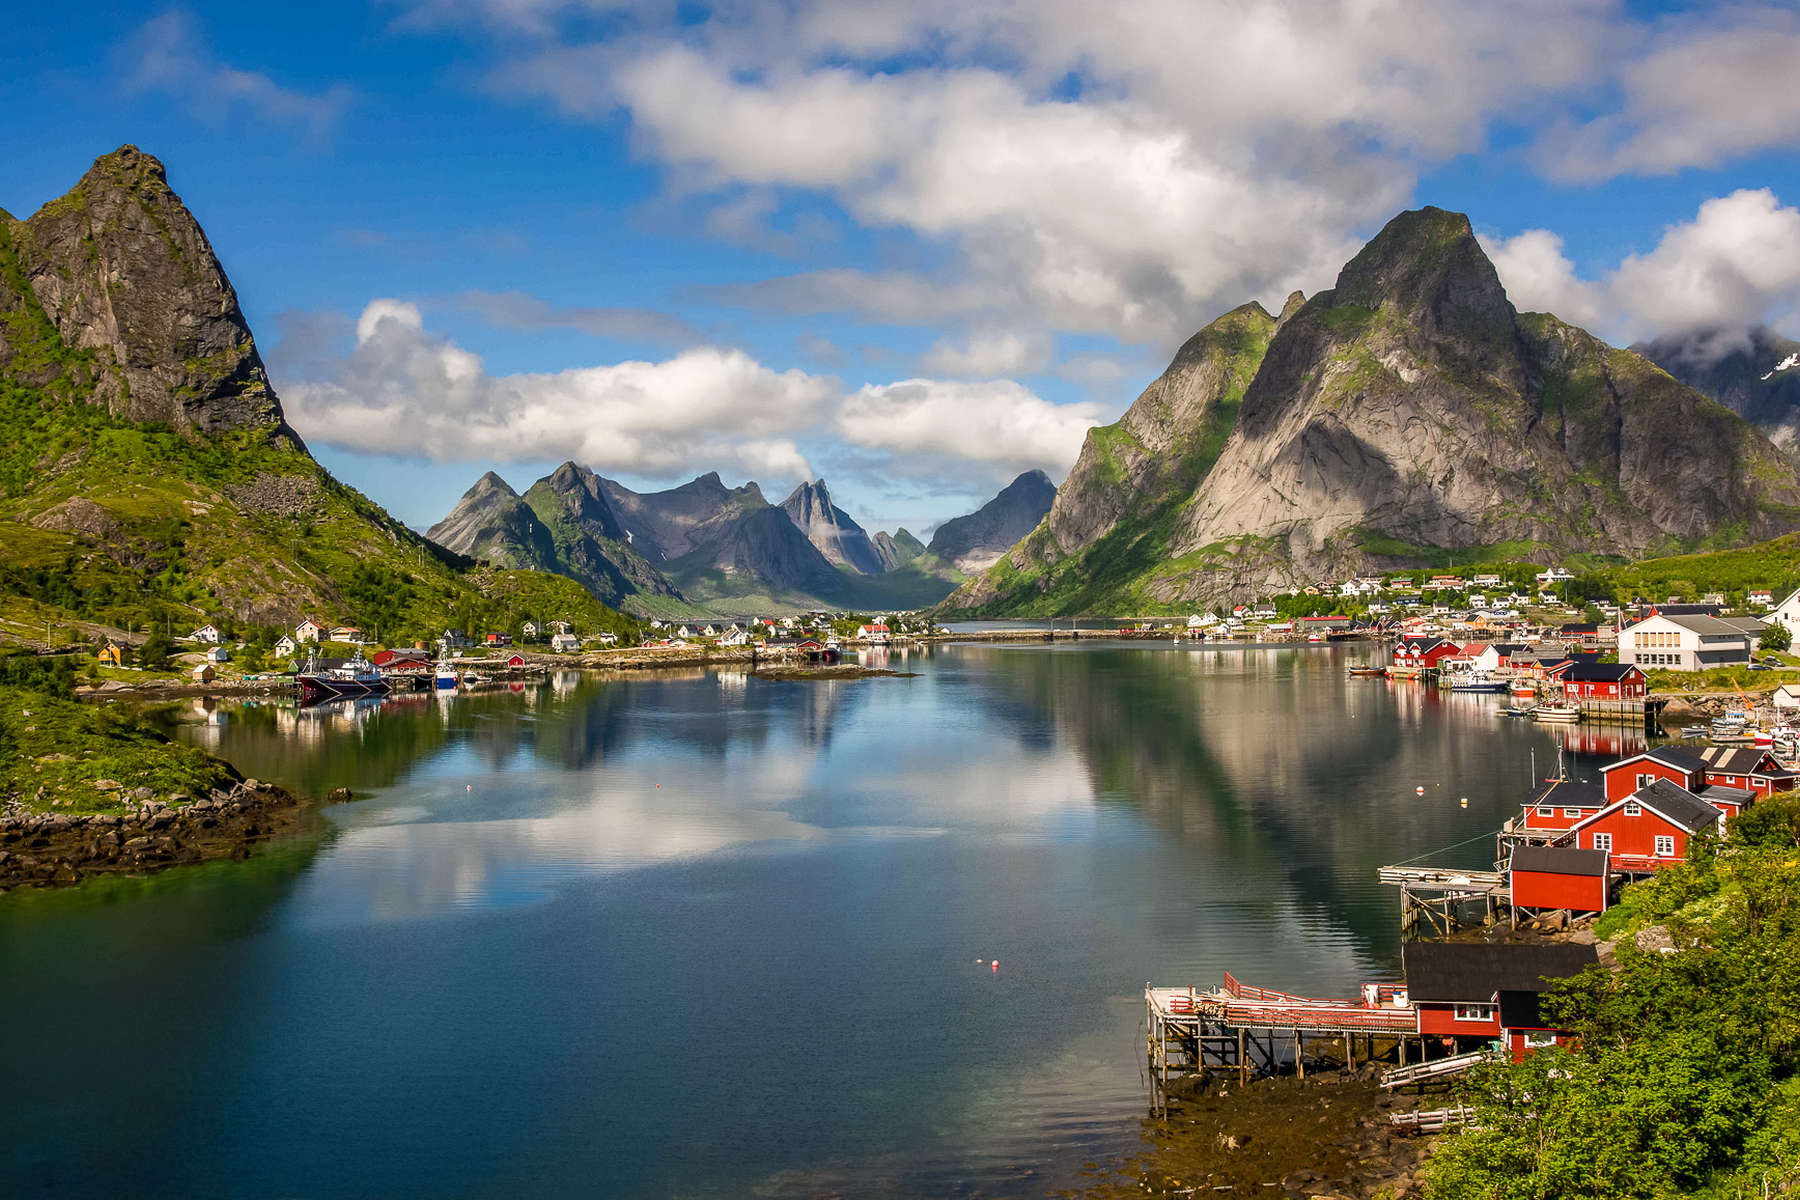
472;470;516;497
1326;206;1513;341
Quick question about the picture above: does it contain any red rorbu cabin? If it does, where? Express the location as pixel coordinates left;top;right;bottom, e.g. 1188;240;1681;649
1600;746;1708;803
1392;638;1461;670
1557;662;1647;700
1567;779;1723;871
1509;844;1609;915
1694;746;1797;798
1518;780;1606;832
1402;942;1598;1053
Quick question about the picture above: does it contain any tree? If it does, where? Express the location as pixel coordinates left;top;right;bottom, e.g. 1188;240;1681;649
1761;623;1792;653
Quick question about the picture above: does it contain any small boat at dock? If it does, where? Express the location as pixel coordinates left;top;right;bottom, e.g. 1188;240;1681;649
1530;704;1580;723
298;649;391;704
1348;666;1387;677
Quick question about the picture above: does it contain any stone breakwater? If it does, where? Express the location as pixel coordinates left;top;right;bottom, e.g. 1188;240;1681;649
0;779;335;891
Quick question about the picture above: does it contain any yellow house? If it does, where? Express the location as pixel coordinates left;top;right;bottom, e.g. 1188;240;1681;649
97;641;123;666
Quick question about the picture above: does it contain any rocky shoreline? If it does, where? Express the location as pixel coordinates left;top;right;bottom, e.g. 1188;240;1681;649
0;778;336;892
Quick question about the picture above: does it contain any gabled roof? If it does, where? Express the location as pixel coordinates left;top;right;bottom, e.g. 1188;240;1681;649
1561;661;1642;682
1403;942;1599;1003
1603;746;1706;777
1571;779;1723;835
1696;746;1787;776
1698;785;1754;807
1511;844;1608;877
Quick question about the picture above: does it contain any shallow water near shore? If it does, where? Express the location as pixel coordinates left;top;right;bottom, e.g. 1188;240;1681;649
0;641;1641;1198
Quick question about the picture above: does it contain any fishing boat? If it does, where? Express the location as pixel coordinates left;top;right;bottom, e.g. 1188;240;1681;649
1530;704;1580;723
1450;672;1507;693
461;670;485;687
297;649;390;703
1679;725;1708;739
1510;682;1536;700
435;659;458;691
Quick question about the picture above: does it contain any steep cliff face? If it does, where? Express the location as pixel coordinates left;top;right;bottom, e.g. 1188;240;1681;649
599;471;767;562
1634;326;1800;457
426;472;561;572
780;480;885;574
946;207;1800;615
925;470;1056;573
2;146;288;437
943;301;1276;613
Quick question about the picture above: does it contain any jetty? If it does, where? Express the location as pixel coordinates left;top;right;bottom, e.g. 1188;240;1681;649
1377;864;1509;937
1145;975;1430;1117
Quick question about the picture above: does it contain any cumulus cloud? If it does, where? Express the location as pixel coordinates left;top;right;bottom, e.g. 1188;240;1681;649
120;11;352;142
919;329;1054;378
1484;189;1800;348
1535;16;1800;182
279;299;828;480
837;379;1103;476
275;300;1100;486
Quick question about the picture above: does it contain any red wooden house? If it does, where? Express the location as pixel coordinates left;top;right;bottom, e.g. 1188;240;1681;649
1599;747;1708;804
1402;942;1598;1055
1392;638;1461;669
1518;780;1606;832
1557;662;1647;700
1694;746;1797;798
1509;844;1609;915
1566;779;1724;871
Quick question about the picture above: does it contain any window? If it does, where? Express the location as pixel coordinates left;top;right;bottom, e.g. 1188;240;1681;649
1656;835;1675;857
1636;774;1655;789
1593;833;1613;852
1624;800;1642;816
1537;806;1554;818
1524;1031;1557;1048
1564;808;1581;818
1454;1004;1494;1022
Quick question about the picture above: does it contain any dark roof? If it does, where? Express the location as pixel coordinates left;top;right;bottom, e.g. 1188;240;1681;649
1403;942;1599;1003
1559;623;1600;635
1562;662;1642;682
1497;989;1552;1031
1511;844;1609;877
1491;642;1529;653
1650;603;1722;617
1643;746;1708;774
1529;780;1605;810
1631;779;1725;832
1697;746;1789;776
1698;785;1754;807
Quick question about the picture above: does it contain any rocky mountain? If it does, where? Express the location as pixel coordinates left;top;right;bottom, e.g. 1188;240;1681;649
1633;326;1800;457
0;146;634;641
426;472;560;572
430;465;970;613
872;528;925;572
780;480;886;575
925;470;1057;573
946;207;1800;615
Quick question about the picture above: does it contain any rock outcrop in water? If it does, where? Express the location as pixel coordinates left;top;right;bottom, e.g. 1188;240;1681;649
945;207;1800;614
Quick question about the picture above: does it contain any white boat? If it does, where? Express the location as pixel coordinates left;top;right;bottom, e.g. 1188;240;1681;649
1530;704;1580;723
435;660;458;690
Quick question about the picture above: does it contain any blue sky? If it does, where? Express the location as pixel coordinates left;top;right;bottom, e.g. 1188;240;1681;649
5;1;1800;536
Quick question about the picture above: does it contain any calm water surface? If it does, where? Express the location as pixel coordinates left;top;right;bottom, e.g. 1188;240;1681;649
0;642;1641;1198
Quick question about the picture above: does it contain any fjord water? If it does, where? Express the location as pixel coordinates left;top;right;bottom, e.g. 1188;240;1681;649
0;643;1634;1198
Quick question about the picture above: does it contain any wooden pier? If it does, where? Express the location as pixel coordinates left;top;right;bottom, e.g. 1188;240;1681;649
1145;975;1436;1116
1377;865;1509;938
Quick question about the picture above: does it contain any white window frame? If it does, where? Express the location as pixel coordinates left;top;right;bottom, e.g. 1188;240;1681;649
1635;774;1654;790
1523;1031;1557;1048
1593;832;1613;852
1655;835;1675;858
1563;808;1581;818
1453;1004;1494;1022
1624;801;1642;816
1537;806;1554;818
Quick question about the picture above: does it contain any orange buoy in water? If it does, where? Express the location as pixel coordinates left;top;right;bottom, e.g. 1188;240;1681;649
1415;786;1425;795
992;961;999;973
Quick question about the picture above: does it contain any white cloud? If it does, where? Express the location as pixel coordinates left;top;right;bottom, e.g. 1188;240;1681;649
280;299;828;481
1485;189;1800;346
1535;16;1800;182
837;379;1102;476
276;300;1100;488
919;329;1054;378
120;11;352;141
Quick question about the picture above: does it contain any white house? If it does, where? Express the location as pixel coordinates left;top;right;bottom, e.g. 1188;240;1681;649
856;623;890;644
1769;588;1800;644
189;624;221;644
1748;590;1774;609
522;621;540;639
205;646;231;663
718;627;751;647
273;635;297;659
1186;612;1218;628
294;618;324;644
1620;613;1757;672
1536;567;1575;586
328;625;363;644
549;632;581;652
592;632;619;646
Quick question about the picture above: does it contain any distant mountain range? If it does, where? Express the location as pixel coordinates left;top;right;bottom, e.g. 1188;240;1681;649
427;465;1056;616
944;207;1800;616
1634;326;1800;459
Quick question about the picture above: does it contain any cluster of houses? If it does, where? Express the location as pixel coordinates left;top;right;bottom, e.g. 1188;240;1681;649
640;614;910;650
1506;743;1794;906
